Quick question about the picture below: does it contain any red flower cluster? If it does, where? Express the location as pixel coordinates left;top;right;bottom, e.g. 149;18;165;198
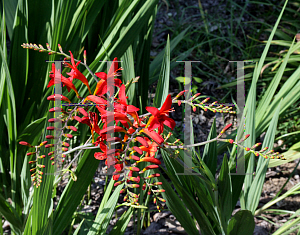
20;51;175;208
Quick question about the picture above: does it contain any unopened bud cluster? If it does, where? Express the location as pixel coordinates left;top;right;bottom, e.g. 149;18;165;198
173;90;236;114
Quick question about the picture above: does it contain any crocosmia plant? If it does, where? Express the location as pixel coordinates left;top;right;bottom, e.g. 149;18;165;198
19;43;286;214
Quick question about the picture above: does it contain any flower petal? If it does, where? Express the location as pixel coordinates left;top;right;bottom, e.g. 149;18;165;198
141;128;164;145
145;106;159;116
84;95;107;105
160;94;172;114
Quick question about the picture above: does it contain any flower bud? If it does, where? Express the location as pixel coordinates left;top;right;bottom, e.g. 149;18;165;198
63;133;73;138
62;142;70;147
145;173;160;179
27;152;36;156
46;135;54;139
192;93;201;100
73;116;82;122
84;50;87;64
218;124;232;137
152;189;165;193
136;137;149;148
58;44;63;53
251;143;261;149
259;147;268;153
114;181;124;187
77;107;88;117
238;134;250;143
200;97;210;104
176;90;185;99
45;144;54;148
128;167;140;172
178;100;181;106
139;165;159;174
128;184;140;188
158;197;166;202
133;146;143;155
49;107;63;112
137;157;161;165
66;126;78;132
47;94;71;103
129;176;140;183
48;118;62;123
19;141;33;147
128;155;140;161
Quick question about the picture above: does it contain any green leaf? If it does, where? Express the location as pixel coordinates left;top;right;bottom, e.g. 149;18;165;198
109;207;133;235
193;77;203;83
154;171;200;235
0;193;22;234
149;26;190;84
218;154;232;226
87;184;124;235
246;99;282;213
73;219;85;235
202;118;217;177
227;210;254;235
53;148;100;235
154;35;170;108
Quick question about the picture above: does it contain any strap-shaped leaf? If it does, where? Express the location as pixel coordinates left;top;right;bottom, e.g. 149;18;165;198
246;99;282;213
109;207;133;235
87;184;124;235
218;154;232;228
154;35;170;108
202;118;217;177
53;147;100;234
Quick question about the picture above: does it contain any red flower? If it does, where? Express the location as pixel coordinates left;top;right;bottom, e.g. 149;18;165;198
81;112;101;143
138;137;158;158
65;51;92;94
145;94;175;134
94;142;120;163
94;57;122;97
114;84;140;127
113;163;123;180
97;106;132;127
47;63;80;97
